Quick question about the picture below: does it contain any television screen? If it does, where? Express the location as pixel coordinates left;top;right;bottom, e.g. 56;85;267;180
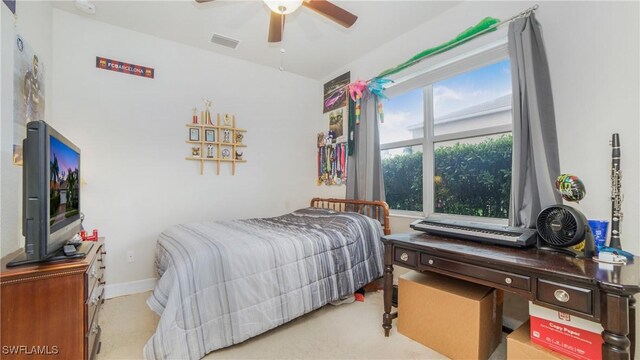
49;135;80;231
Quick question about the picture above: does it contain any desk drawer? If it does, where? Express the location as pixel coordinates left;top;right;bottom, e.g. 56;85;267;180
394;248;418;268
420;254;530;291
536;279;593;315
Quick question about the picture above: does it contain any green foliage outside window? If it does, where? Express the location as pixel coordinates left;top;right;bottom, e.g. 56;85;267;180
382;150;423;212
382;134;512;218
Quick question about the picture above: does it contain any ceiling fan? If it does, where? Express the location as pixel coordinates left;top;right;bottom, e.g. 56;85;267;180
194;0;358;43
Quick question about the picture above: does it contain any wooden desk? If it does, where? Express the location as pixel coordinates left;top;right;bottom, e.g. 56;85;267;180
382;232;640;360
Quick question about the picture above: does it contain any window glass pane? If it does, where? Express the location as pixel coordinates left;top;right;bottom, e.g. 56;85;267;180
382;145;423;212
433;59;512;137
379;88;424;144
433;134;512;218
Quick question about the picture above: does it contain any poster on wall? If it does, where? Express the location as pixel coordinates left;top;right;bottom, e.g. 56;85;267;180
2;0;16;14
326;106;346;142
13;34;45;165
323;71;349;113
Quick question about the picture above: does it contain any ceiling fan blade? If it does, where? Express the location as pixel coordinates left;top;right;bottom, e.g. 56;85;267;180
302;0;357;28
194;0;215;3
268;12;284;43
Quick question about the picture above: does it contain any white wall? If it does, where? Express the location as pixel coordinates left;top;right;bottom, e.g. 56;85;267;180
48;9;320;285
320;1;640;256
1;1;53;257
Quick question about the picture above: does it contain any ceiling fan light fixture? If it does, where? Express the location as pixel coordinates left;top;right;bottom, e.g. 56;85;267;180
264;0;303;15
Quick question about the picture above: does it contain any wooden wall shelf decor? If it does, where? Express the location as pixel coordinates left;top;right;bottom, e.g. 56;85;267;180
186;114;247;175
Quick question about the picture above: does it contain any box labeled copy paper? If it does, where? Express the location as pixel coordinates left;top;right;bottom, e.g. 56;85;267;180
529;303;603;360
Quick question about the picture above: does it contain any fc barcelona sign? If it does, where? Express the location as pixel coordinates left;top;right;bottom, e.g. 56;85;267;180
96;56;154;79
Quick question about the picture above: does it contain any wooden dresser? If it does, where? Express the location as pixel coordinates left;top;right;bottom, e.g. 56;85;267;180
0;239;106;359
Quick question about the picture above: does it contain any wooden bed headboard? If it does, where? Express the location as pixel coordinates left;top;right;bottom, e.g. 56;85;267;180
310;198;391;235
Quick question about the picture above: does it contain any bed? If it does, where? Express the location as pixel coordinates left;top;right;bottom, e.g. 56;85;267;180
144;198;390;360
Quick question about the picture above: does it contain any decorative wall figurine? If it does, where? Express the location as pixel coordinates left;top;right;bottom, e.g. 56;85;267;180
317;132;326;148
222;148;230;159
207;144;215;158
326;130;336;144
192;108;198;124
202;98;213;125
224;113;232;126
223;129;231;143
235;151;243;160
192;147;200;157
235;132;244;144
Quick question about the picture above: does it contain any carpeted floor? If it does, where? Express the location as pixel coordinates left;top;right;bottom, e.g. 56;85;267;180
96;290;512;359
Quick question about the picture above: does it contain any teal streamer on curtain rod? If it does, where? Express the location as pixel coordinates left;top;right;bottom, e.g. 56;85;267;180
376;16;501;79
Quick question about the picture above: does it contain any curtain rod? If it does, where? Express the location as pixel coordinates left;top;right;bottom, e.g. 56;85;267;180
367;4;539;83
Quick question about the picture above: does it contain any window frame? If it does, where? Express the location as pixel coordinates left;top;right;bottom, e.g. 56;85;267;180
380;40;512;223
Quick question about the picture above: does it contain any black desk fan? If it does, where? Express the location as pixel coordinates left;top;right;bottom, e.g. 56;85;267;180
536;205;595;258
536;174;594;258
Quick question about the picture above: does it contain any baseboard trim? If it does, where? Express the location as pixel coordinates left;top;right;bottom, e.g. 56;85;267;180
104;278;157;299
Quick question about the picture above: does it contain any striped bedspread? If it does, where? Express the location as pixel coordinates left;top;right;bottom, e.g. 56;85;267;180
144;208;384;359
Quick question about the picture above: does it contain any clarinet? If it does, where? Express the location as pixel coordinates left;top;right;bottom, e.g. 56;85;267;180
610;133;623;249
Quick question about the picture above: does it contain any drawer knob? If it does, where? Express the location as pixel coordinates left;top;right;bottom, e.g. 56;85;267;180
400;252;409;262
554;289;570;302
91;293;102;305
428;259;434;265
505;277;512;284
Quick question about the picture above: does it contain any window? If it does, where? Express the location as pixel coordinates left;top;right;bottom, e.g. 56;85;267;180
380;89;424;212
380;48;513;220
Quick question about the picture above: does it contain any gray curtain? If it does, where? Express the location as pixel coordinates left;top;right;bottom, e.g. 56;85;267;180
346;95;385;202
508;13;562;228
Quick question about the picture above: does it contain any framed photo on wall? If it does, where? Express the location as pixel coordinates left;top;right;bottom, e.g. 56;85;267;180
189;128;200;141
205;129;215;143
326;107;346;141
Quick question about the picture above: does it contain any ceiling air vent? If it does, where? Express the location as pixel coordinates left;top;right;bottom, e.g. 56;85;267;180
210;34;240;49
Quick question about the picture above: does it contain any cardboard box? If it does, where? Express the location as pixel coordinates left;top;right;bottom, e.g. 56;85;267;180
397;271;503;360
529;303;603;360
507;320;572;359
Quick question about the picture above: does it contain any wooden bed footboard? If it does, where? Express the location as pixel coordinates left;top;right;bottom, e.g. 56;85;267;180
310;198;391;235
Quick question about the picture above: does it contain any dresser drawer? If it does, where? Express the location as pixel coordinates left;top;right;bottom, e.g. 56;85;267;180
87;303;102;360
536;279;593;315
420;254;531;291
394;247;418;268
87;284;104;331
86;245;105;294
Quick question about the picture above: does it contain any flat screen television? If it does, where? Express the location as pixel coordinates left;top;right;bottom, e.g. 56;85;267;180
8;121;84;267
